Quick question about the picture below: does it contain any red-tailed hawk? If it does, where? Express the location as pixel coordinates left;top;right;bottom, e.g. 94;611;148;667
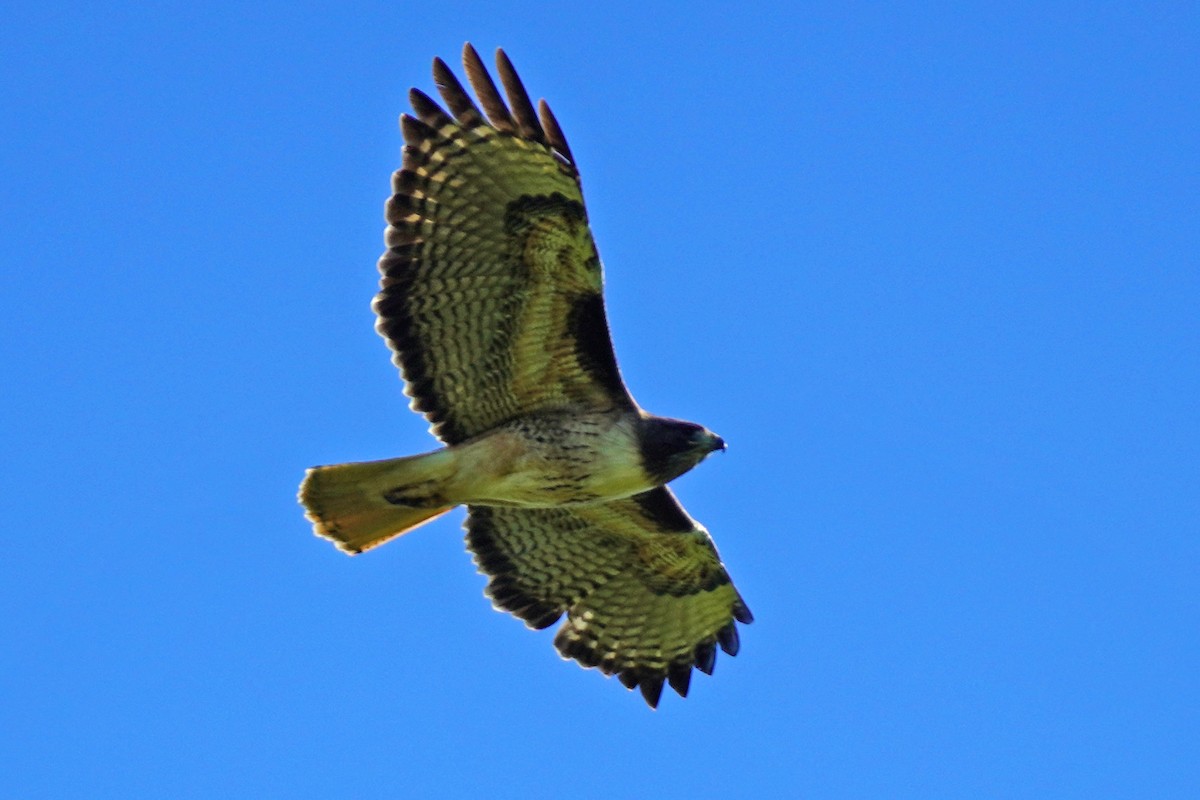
300;44;752;708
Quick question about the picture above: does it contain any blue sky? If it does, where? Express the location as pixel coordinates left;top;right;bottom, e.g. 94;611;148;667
3;1;1197;797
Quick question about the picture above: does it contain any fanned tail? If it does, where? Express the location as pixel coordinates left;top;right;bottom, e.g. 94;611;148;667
299;450;458;554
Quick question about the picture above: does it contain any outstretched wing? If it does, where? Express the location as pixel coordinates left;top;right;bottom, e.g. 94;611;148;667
375;45;634;445
464;487;754;708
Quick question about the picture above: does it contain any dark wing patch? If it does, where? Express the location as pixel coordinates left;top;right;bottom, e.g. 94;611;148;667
464;487;752;708
631;487;696;532
567;293;628;404
375;44;634;444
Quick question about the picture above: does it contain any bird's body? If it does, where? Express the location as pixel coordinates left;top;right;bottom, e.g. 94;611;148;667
434;409;651;508
300;44;751;707
444;410;723;508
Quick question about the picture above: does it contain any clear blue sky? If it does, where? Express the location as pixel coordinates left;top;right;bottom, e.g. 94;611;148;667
3;2;1197;797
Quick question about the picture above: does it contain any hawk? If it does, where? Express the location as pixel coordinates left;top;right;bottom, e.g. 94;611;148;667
300;44;752;708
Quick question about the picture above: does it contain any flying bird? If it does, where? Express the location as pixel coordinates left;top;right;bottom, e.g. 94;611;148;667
300;44;752;708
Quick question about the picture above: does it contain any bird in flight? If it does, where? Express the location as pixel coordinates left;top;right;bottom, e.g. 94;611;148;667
300;44;752;708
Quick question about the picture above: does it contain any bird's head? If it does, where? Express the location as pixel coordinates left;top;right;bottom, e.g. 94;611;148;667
638;417;726;485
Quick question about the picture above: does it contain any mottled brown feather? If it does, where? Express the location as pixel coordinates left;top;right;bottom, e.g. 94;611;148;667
464;487;752;707
375;45;630;444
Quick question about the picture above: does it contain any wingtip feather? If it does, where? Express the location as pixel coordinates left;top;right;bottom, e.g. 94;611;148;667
717;622;740;656
538;99;576;165
733;596;755;624
462;42;515;132
495;48;545;143
639;676;664;709
667;662;692;698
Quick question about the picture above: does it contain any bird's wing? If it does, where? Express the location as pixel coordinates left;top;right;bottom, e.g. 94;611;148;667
465;487;753;707
375;44;635;445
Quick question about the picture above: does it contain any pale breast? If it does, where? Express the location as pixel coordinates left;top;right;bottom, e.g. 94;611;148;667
448;410;652;507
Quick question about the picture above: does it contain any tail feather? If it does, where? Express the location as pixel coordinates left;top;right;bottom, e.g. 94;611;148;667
299;450;458;554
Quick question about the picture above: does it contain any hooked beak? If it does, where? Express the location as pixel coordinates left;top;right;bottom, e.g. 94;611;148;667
709;433;727;453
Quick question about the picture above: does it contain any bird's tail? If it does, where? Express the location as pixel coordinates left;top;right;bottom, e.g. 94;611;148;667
299;449;459;554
